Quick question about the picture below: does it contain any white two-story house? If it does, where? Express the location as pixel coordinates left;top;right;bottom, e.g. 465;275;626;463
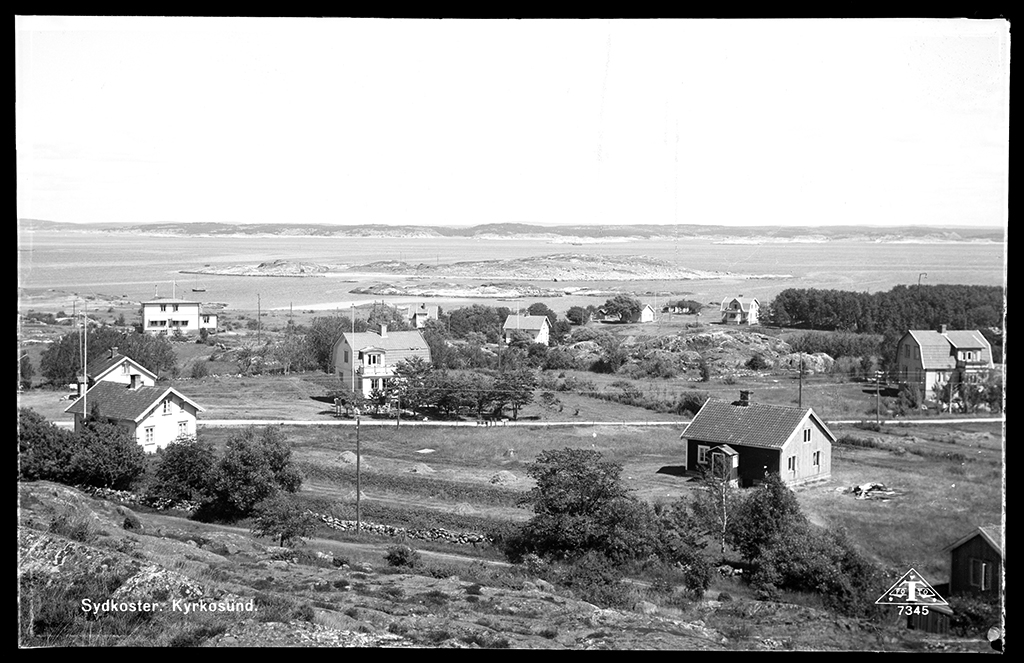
332;325;432;398
502;315;551;345
720;296;760;325
142;298;218;336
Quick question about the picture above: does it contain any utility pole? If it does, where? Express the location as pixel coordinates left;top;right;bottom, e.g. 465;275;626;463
350;304;355;394
875;370;882;424
798;353;804;409
257;293;261;344
355;415;361;532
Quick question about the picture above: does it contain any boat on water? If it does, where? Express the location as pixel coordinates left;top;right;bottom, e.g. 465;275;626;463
192;274;206;293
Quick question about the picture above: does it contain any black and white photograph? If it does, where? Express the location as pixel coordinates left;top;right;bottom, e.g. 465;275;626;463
16;16;1006;650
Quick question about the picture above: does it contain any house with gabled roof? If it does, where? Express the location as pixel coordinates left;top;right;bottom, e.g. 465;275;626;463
720;296;760;325
64;377;204;453
630;304;657;324
944;524;1003;601
896;325;994;395
407;303;440;329
332;324;432;398
77;347;159;395
502;314;550;346
680;391;833;487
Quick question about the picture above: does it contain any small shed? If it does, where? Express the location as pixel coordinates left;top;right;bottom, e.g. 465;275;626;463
944;525;1003;600
906;603;953;635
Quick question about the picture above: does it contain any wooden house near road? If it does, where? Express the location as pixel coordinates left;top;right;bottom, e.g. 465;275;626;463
332;324;432;398
64;378;204;453
76;347;159;396
680;392;833;487
896;325;994;395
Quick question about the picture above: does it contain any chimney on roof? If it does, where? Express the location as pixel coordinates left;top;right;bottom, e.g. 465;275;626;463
110;346;118;359
380;323;388;338
130;374;141;390
938;324;948;334
738;390;752;406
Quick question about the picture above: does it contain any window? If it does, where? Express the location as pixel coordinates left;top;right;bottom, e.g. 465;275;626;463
202;316;210;324
160;304;167;312
904;345;910;358
178;421;189;437
813;451;821;466
180;321;188;327
368;354;380;365
371;379;380;391
803;428;812;442
344;350;349;364
914;347;920;359
970;559;992;591
121;363;130;375
697;445;710;464
144;427;155;446
162;401;172;415
787;456;796;472
173;305;179;312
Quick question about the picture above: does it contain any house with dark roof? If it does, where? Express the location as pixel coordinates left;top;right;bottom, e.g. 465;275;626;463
64;378;205;453
502;314;550;345
720;296;760;325
142;297;218;336
77;347;159;395
896;325;994;396
680;392;834;487
332;324;432;398
944;524;1003;601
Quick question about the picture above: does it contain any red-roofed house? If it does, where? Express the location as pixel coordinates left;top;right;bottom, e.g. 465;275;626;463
896;325;994;395
64;378;205;453
720;296;760;325
332;325;432;398
944;524;1003;601
503;314;550;345
680;392;834;487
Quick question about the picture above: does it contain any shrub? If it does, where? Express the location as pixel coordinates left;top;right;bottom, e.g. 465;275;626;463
948;595;1002;637
557;552;632;609
384;544;421;568
729;473;807;563
745;353;772;371
48;513;97;543
19;408;76;483
68;419;147;490
676;391;710;417
149;435;216;502
250;495;317;547
190;360;210;379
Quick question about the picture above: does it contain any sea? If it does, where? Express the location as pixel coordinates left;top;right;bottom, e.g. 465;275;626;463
16;229;1006;313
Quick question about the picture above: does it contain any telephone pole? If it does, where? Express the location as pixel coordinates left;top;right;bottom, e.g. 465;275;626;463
355;415;361;532
798;353;804;409
257;293;261;344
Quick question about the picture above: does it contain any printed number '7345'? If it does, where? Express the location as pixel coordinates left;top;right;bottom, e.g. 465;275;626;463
898;606;930;616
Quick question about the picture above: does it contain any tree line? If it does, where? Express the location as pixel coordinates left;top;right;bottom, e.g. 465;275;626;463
767;284;1003;335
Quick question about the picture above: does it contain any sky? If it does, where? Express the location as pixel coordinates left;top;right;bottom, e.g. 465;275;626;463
15;17;1010;228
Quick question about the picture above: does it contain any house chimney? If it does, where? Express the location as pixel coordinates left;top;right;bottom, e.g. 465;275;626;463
110;346;118;359
130;374;141;390
739;390;752;406
938;324;948;334
380;323;388;338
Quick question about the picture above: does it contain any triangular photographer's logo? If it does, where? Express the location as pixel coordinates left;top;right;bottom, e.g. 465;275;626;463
875;568;948;606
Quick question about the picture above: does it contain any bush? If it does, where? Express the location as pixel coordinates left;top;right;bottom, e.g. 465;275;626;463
557;552;632;609
69;419;147;490
48;513;97;543
190;360;210;379
251;495;317;547
19;408;76;483
676;391;709;417
149;435;216;502
384;544;421;568
195;426;302;522
729;473;807;563
948;595;1002;637
745;353;772;371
